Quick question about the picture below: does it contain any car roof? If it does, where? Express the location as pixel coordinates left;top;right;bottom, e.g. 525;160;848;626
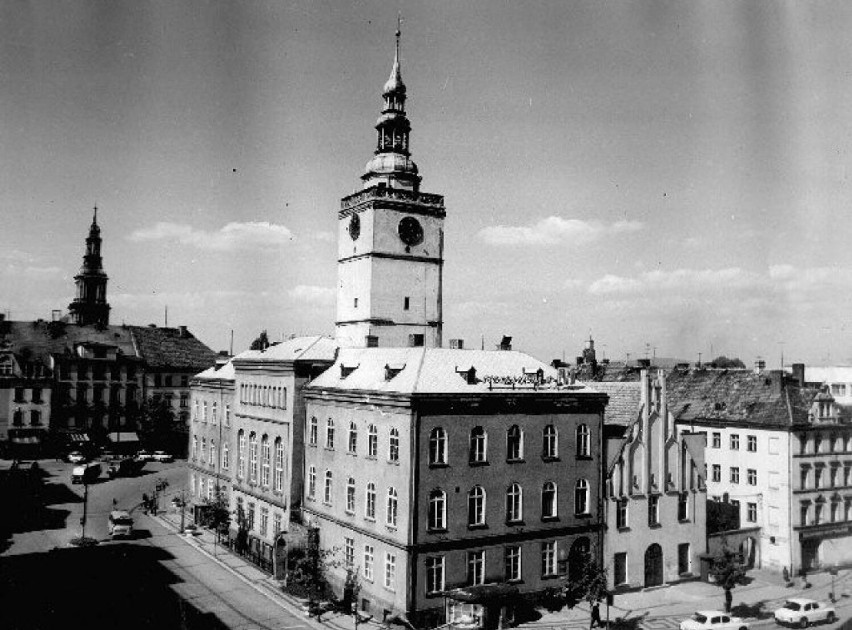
696;611;729;616
785;598;817;605
110;510;131;518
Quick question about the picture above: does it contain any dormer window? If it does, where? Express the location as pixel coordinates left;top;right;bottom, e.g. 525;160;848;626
384;363;405;381
340;364;359;379
456;366;477;385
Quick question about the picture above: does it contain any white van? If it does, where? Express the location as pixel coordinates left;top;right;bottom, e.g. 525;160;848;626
71;462;101;484
108;510;133;538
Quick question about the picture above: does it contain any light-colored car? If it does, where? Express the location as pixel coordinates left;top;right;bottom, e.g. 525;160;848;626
774;599;836;627
108;510;133;538
680;611;749;630
152;451;173;463
67;451;87;464
135;450;154;462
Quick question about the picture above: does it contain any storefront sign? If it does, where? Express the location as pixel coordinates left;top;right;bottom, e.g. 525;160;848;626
799;524;852;541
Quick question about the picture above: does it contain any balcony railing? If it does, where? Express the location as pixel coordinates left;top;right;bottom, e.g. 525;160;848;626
340;185;444;211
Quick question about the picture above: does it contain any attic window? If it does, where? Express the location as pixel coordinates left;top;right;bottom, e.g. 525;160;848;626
340;363;359;379
523;367;545;383
384;363;405;381
455;366;477;385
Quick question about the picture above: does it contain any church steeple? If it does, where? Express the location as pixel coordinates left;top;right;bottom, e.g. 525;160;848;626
362;20;421;192
68;205;111;326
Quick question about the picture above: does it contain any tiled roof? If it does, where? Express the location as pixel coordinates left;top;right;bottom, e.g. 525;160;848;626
234;336;338;363
127;325;217;370
0;320;138;371
666;368;820;428
587;382;642;427
307;347;598;396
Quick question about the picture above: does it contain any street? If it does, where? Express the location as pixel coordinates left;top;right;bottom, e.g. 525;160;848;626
0;459;312;630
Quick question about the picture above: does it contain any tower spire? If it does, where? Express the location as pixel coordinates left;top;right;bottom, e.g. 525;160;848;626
68;207;110;326
93;203;98;225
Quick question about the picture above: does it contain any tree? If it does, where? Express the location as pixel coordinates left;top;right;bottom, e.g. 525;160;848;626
285;527;338;607
202;487;230;535
709;545;750;612
557;553;609;615
250;330;270;351
138;397;175;449
710;356;746;369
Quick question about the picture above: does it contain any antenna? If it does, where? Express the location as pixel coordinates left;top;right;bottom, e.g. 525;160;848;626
697;352;703;367
229;329;234;356
164;305;168;328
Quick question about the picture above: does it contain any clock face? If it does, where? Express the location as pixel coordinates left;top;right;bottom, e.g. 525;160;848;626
397;216;424;247
348;213;360;241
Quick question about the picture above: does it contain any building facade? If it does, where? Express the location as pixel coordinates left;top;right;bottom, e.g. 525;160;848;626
303;347;607;626
596;372;707;591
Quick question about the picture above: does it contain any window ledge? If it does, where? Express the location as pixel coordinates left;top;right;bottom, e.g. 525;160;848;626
506;458;526;464
540;574;559;581
387;460;400;466
574;513;592;519
541;515;560;523
617;526;631;532
429;462;449;469
468;460;489;467
505;520;526;526
467;523;488;530
648;522;662;529
324;447;335;452
428;527;448;534
347;451;358;457
364;516;376;523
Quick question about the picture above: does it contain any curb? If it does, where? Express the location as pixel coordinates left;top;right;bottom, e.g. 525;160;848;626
147;512;329;630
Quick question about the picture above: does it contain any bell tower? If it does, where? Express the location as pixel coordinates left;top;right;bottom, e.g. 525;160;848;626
68;205;111;327
335;24;445;349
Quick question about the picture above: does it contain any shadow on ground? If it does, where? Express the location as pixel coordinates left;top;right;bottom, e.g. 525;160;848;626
731;601;773;621
0;543;232;630
610;611;649;630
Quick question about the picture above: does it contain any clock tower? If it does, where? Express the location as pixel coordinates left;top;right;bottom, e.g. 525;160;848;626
336;27;445;349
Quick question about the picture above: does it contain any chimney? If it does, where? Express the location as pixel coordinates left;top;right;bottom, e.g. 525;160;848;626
754;359;766;374
791;363;805;387
769;369;786;396
51;310;62;322
498;336;512;351
637;358;651;368
178;325;188;338
450;338;464;350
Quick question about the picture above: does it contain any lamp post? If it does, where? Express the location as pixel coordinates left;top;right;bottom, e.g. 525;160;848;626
80;481;89;540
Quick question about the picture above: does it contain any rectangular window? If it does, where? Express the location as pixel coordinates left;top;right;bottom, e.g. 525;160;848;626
504;546;522;582
747;435;757;452
467;550;485;586
403;297;410;310
614;552;627;585
648;495;660;526
678;543;691;575
712;432;721;448
815;503;823;525
747;502;757;523
712;464;721;482
747;469;757;485
426;556;445;594
273;512;282;536
769;436;779;454
678;492;689;521
363;545;374;581
844;464;851;487
815;467;823;489
730;467;740;484
247;502;255;531
730;434;740;450
344;537;355;567
384;553;396;591
616;499;628;529
541;542;557;577
260;506;269;537
800;504;809;527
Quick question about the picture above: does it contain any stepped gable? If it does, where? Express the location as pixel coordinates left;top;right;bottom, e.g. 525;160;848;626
665;368;821;428
127;325;217;370
0;320;138;371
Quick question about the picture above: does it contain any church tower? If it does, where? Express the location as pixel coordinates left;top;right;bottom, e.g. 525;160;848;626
335;26;445;348
68;206;110;326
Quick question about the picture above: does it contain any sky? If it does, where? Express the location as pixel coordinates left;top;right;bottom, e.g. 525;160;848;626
3;1;852;366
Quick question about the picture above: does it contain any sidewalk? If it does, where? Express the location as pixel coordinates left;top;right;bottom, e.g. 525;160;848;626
151;508;384;630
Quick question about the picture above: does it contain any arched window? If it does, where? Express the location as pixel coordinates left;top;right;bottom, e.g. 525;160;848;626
249;433;258;483
326;418;335;449
368;424;378;458
468;486;486;526
324;470;333;504
261;435;271;487
506;483;523;522
389;428;400;462
308;466;316;498
346;477;356;514
429;427;447;465
542;481;558;518
349;422;358;454
507;425;523;461
274;438;284;492
365;482;376;519
429;490;446;530
577;424;590;458
575;478;590;515
237;430;246;479
470;426;487;463
543;425;558;459
387;487;398;527
309;417;318;446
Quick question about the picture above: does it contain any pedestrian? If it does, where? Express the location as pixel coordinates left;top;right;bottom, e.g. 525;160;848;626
783;566;790;585
142;493;149;514
590;602;602;629
112;497;117;508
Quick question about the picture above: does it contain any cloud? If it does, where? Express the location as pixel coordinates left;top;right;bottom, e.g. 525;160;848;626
477;216;642;246
308;231;335;242
287;284;335;305
589;267;761;296
128;221;294;251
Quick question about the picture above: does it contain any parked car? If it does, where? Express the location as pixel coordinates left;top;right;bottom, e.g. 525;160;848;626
151;451;173;463
67;451;87;464
680;612;749;630
135;450;154;462
774;599;836;627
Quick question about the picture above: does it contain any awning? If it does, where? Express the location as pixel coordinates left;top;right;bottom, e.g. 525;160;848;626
10;434;42;444
444;584;519;603
108;432;140;443
61;431;91;442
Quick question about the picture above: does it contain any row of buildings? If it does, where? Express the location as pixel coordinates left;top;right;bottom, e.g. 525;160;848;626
0;209;218;455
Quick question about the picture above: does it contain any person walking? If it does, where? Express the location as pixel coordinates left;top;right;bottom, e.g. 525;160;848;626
590;602;602;629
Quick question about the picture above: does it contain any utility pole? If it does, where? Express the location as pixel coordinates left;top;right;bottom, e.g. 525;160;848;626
80;482;89;540
180;489;186;533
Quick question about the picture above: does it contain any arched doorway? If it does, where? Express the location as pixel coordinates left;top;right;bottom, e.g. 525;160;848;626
739;537;757;569
644;543;663;587
569;537;591;584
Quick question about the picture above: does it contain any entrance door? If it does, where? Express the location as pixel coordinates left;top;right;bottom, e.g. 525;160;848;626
645;543;663;587
801;540;821;572
568;537;591;585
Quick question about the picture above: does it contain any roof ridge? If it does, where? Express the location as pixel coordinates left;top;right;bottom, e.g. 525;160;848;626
410;346;428;394
295;335;322;361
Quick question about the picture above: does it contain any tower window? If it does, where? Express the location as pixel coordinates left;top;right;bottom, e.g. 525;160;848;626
409;334;424;347
354;298;358;308
404;297;410;311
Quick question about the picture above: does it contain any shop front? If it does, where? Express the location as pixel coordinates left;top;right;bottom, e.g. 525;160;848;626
799;523;852;572
444;584;519;630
